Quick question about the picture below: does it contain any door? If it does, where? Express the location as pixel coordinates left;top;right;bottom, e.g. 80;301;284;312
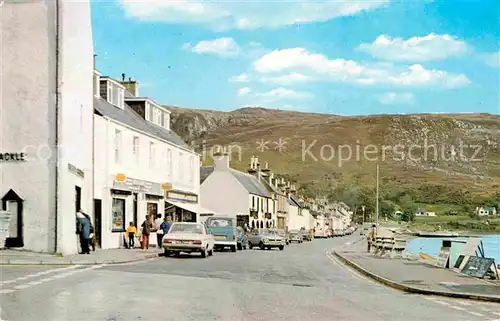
75;186;81;213
133;193;138;227
147;202;158;219
93;199;102;248
2;189;24;248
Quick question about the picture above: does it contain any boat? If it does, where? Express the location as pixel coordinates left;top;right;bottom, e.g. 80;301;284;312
416;231;461;238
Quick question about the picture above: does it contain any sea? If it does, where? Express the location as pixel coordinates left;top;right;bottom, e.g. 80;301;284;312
406;234;500;263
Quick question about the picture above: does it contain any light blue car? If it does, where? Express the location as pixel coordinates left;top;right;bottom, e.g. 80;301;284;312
205;216;237;252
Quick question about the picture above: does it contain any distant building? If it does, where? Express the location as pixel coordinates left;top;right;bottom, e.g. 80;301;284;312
476;206;497;216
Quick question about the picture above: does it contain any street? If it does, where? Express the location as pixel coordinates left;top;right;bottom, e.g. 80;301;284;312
1;235;499;321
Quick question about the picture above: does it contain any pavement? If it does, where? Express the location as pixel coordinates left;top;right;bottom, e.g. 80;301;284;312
0;248;160;265
333;235;500;303
1;235;499;321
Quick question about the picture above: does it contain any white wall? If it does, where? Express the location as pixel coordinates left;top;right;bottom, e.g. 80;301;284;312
0;0;94;255
200;171;248;217
94;115;200;249
1;0;56;253
57;0;94;255
287;204;301;230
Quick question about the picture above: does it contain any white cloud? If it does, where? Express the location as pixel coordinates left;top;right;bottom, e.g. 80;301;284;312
481;51;500;68
237;87;251;96
256;87;313;100
253;48;471;89
120;0;389;30
260;72;313;85
229;73;250;82
183;37;240;56
377;92;414;105
357;33;468;62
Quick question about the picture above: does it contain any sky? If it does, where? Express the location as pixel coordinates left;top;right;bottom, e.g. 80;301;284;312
91;0;500;115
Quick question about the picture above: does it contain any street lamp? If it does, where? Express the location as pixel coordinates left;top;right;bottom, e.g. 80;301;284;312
362;205;365;224
375;164;379;236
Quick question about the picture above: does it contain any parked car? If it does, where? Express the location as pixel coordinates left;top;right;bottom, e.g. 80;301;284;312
277;229;289;245
314;227;328;238
247;228;285;250
236;226;248;250
302;228;313;241
205;216;237;252
333;229;344;237
288;229;303;243
162;222;215;258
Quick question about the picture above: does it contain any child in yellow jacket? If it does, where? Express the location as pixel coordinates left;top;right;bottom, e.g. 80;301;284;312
126;222;137;249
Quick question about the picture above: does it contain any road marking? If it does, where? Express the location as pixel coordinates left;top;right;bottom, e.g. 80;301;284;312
0;265;80;285
0;264;105;294
454;300;471;306
467;311;485;317
324;250;370;282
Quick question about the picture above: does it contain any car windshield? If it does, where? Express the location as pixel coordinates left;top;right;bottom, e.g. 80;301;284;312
206;218;234;227
169;223;203;234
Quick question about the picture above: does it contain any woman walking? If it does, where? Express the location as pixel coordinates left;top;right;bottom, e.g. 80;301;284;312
141;215;152;250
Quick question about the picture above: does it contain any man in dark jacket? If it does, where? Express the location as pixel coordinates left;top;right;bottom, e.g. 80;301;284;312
141;215;152;250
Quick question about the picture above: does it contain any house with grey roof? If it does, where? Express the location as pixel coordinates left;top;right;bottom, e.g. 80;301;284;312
93;71;213;249
199;151;272;229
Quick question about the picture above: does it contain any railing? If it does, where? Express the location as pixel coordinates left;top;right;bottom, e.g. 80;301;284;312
370;234;407;258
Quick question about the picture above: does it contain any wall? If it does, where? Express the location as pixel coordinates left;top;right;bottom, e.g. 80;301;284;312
94;115;200;248
200;171;248;217
0;0;57;252
287;204;301;230
56;0;94;255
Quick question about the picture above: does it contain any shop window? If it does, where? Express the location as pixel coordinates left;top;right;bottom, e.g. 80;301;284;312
147;202;158;219
111;198;126;232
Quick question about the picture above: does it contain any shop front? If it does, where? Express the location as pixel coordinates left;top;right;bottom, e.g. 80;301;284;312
164;190;214;223
105;174;165;249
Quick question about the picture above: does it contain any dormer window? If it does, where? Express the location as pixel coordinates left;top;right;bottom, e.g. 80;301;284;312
106;80;125;109
145;100;170;130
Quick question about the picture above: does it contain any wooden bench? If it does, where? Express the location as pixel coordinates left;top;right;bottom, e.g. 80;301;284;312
390;238;407;258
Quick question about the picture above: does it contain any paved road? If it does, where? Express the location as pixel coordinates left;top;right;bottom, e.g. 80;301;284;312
1;236;499;321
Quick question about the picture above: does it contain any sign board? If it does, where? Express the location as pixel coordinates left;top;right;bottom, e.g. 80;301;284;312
113;176;163;196
435;247;451;268
0;211;13;249
165;191;197;203
68;163;85;178
0;152;26;162
461;256;496;278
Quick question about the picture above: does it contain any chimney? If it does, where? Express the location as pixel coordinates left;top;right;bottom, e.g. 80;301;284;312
248;155;257;174
120;76;139;97
255;156;260;171
213;146;230;170
261;161;270;172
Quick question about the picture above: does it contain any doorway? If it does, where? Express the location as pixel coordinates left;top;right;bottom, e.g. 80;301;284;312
2;189;24;247
75;186;81;213
133;193;138;227
93;199;102;248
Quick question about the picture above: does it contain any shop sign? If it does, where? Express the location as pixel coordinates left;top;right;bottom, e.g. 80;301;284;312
113;175;163;195
165;191;198;203
0;152;26;162
68;163;84;178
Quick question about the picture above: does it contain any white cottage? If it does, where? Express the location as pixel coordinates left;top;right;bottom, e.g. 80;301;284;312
93;72;208;249
199;152;272;228
1;0;94;254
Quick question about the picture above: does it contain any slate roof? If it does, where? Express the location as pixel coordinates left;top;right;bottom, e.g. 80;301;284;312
94;97;189;148
288;196;302;208
199;166;271;198
259;173;284;195
230;169;270;198
200;166;214;184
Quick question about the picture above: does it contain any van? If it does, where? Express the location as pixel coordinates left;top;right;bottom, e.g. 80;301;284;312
205;216;237;252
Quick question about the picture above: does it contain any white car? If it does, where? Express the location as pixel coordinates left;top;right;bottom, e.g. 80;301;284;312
162;222;215;258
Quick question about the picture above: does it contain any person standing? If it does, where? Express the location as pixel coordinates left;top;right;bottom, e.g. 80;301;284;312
367;224;376;252
154;214;163;248
126;222;137;249
82;212;96;251
76;209;91;254
141;215;152;250
160;216;171;235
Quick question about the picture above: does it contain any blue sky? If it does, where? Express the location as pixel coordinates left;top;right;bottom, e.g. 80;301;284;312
91;0;499;115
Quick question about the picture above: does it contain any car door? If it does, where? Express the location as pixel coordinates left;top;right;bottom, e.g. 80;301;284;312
247;230;259;244
204;224;214;250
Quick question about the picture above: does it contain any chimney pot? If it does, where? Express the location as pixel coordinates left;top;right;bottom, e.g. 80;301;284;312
122;73;125;81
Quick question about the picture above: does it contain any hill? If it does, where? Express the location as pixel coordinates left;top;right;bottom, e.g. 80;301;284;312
167;105;500;209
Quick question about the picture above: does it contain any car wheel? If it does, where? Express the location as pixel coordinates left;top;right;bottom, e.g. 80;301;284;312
164;249;171;257
237;243;242;251
231;245;237;252
208;249;213;256
259;242;265;250
201;247;208;258
279;245;284;251
248;242;253;249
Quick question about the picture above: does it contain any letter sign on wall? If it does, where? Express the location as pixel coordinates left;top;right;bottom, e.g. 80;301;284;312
0;153;26;162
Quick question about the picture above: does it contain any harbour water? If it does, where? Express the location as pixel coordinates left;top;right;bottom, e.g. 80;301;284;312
407;234;500;263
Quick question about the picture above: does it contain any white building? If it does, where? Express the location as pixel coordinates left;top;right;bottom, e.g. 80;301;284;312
199;152;272;228
93;73;206;249
1;0;94;254
286;196;303;231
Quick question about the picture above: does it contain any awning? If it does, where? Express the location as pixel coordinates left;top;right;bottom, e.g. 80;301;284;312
165;200;215;214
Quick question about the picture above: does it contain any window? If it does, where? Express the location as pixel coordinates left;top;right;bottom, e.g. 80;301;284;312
166;148;172;177
178;152;183;179
133;136;139;163
107;81;124;108
261;199;264;212
257;197;260;211
111;198;125;232
149;142;155;168
114;129;122;164
163;113;169;130
189;156;194;183
93;73;100;97
146;103;153;122
252;196;255;209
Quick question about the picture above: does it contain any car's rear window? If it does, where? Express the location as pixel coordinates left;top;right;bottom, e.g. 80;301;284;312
169;223;203;234
206;218;234;227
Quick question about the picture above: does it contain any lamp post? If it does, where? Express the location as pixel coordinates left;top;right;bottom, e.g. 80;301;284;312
375;164;379;236
362;205;365;224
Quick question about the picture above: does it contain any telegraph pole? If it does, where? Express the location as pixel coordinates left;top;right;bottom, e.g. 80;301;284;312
375;164;379;235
